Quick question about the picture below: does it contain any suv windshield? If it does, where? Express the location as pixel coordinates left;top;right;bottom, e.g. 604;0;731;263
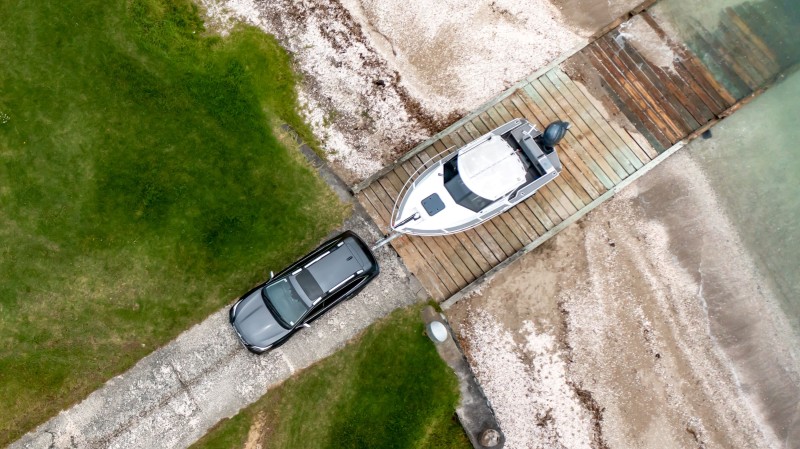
443;157;493;212
262;279;308;327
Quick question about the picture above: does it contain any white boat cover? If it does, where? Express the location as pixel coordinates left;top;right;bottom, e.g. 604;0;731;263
458;135;527;200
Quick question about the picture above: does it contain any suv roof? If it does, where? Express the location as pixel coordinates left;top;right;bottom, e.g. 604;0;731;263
293;235;374;298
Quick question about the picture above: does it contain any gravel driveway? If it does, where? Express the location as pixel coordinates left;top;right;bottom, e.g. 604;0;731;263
10;209;426;449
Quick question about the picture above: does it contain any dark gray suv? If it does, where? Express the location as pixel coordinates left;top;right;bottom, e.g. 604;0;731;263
229;231;379;354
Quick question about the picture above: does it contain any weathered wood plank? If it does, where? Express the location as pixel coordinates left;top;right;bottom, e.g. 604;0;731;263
550;68;653;166
638;12;736;109
508;92;605;199
594;38;687;141
586;44;678;146
603;33;700;134
538;74;638;176
526;80;626;185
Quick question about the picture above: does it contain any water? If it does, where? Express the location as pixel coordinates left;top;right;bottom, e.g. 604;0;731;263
647;1;800;443
653;0;800;339
686;70;800;332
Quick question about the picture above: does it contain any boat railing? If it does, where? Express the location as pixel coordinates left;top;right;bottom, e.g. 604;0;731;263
390;146;455;229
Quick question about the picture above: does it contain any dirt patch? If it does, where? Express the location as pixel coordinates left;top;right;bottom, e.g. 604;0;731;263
447;151;800;448
243;412;266;449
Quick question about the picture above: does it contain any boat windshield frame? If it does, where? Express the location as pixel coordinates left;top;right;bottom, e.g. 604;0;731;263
443;156;493;212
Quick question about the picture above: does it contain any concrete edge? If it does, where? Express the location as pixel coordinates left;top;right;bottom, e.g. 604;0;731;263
351;0;658;194
441;139;687;310
421;306;505;449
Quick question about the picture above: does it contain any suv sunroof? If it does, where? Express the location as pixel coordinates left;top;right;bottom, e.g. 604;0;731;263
296;269;323;301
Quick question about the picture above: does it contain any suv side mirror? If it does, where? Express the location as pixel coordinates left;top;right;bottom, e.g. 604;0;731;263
270;271;274;280
300;323;311;329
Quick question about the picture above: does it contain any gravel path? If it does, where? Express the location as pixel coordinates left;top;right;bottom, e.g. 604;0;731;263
10;157;427;449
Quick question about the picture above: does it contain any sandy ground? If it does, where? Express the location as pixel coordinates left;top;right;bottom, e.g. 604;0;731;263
197;0;642;184
447;150;800;449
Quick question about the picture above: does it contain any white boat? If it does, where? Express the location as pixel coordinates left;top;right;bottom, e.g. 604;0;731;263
376;118;568;245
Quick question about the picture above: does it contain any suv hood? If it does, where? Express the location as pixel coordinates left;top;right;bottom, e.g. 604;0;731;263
232;289;288;347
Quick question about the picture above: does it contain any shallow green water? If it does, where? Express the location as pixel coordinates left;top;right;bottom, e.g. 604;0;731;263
654;0;800;332
684;70;800;332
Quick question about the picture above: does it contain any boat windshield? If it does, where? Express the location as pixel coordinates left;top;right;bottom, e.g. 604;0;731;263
443;157;493;212
262;278;308;327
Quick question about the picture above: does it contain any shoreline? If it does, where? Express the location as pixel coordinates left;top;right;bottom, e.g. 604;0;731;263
447;149;800;448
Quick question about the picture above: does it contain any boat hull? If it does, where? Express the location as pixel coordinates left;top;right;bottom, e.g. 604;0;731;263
391;118;563;236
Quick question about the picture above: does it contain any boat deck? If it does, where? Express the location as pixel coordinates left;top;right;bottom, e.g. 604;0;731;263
355;7;789;300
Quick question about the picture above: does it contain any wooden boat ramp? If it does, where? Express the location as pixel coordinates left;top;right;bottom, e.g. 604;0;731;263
354;5;792;301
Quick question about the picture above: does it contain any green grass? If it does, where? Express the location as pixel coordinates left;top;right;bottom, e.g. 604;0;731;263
0;0;347;443
191;305;471;449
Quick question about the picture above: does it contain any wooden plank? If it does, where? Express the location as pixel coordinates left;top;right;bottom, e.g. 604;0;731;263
585;44;678;146
588;40;682;142
577;53;670;153
723;8;780;79
604;33;701;134
509;92;605;199
515;88;613;197
545;69;646;168
551;68;655;164
681;21;751;102
716;20;770;86
475;112;567;226
357;190;389;233
611;32;713;127
638;12;736;108
536;79;634;184
640;38;724;118
735;3;792;71
594;38;687;140
537;74;638;176
360;186;448;299
525;81;626;185
695;20;760;91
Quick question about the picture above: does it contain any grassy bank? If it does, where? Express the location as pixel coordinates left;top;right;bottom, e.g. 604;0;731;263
191;305;470;449
0;0;346;443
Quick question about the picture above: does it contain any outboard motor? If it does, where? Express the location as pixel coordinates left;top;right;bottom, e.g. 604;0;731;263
539;121;570;153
